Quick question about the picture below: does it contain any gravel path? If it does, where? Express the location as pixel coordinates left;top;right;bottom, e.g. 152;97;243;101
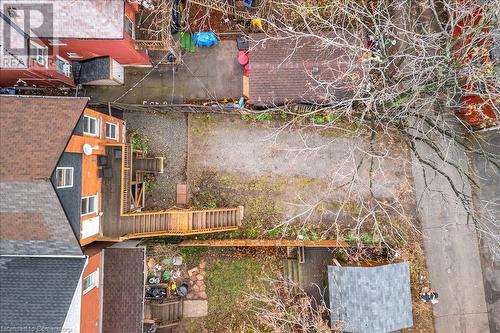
124;111;188;209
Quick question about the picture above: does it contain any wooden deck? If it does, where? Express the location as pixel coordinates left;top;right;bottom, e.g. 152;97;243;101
99;145;243;239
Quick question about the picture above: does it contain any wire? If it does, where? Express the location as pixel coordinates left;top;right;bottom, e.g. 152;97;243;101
113;52;170;103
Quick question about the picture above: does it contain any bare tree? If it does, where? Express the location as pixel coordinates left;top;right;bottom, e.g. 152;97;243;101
247;278;332;333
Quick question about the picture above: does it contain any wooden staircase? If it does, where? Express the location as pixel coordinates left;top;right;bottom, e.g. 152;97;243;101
134;156;164;174
122;207;244;238
149;299;183;328
283;259;304;288
117;144;244;238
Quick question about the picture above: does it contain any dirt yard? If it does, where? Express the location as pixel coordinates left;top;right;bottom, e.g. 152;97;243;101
187;114;416;241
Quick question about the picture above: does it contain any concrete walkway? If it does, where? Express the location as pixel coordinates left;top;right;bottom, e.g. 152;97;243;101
411;117;490;333
472;130;500;333
82;40;244;104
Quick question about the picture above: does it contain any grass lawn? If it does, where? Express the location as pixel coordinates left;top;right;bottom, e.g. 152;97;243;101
204;256;274;331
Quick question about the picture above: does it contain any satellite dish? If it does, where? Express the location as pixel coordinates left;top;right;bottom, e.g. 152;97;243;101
83;143;97;156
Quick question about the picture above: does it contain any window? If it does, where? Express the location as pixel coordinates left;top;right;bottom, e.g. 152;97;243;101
56;56;72;77
67;52;83;59
30;41;48;66
105;122;118;140
81;195;97;216
124;17;135;38
83;269;99;294
83;115;98;136
49;39;66;46
56;167;73;188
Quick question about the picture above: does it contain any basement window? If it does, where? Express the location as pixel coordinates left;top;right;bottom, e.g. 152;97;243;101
81;194;97;216
83;115;99;136
56;167;73;188
105;122;118;140
83;269;99;294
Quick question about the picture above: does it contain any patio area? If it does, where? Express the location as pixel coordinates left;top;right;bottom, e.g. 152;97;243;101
81;40;244;104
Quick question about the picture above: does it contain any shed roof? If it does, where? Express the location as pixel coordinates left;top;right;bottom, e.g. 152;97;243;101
327;262;413;333
248;33;365;106
0;256;85;330
102;246;145;333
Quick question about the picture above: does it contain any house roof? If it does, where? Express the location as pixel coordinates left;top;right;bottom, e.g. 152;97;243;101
248;33;365;106
0;95;88;181
3;0;125;39
0;95;87;256
102;246;145;333
0;256;86;330
327;262;413;333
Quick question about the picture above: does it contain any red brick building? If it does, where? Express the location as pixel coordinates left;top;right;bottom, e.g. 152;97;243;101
0;0;150;89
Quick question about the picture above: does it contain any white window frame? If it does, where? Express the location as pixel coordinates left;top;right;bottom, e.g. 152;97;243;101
49;38;67;46
82;269;99;294
83;115;99;136
81;194;98;216
56;55;72;77
30;41;48;67
105;122;118;140
56;167;73;188
67;52;83;59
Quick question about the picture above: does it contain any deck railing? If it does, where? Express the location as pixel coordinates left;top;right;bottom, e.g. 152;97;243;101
116;143;243;237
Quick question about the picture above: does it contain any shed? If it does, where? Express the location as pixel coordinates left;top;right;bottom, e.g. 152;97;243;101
247;33;365;106
327;262;413;333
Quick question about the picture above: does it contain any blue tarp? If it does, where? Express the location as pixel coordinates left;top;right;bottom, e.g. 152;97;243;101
193;32;219;47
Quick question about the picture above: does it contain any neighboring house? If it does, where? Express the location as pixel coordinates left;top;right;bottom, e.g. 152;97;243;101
0;95;243;331
0;0;150;89
452;2;498;129
245;33;364;107
327;262;414;333
0;96;88;332
101;243;146;333
81;241;146;333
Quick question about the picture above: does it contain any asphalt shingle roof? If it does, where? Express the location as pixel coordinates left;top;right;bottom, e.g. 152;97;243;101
102;247;145;333
0;256;85;330
0;95;88;181
0;96;87;256
0;181;82;256
328;262;413;333
248;33;365;106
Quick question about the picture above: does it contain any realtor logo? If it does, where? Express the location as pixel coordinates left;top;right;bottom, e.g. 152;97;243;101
1;2;53;67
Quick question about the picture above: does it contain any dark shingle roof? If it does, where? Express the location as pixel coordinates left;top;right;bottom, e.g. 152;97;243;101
0;256;85;330
0;95;88;181
102;247;145;333
248;33;365;106
328;262;413;333
0;96;87;256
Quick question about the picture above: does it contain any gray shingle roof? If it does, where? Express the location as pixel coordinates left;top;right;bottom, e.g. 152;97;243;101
328;262;413;333
0;256;85;330
0;181;82;256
